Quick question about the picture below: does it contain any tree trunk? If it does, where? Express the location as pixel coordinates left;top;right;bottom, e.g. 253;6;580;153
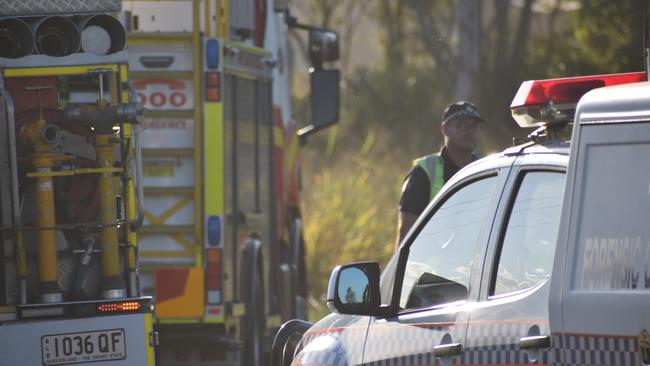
454;0;481;100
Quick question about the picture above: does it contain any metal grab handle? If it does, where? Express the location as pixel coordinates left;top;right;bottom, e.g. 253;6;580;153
128;85;145;231
519;335;550;350
131;120;144;230
0;89;28;304
0;90;20;230
291;218;302;267
433;343;463;358
139;56;174;69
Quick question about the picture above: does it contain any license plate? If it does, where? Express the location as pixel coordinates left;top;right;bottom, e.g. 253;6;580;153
41;329;127;365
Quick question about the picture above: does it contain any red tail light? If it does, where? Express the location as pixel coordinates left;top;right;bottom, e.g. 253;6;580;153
206;248;222;304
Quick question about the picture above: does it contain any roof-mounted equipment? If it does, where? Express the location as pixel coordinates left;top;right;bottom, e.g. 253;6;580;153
511;72;646;128
510;72;646;142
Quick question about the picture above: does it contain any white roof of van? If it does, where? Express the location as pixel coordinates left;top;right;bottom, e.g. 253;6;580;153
576;80;650;124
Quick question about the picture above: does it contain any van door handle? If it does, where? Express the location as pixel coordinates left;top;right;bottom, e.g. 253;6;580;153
433;343;462;357
519;335;550;350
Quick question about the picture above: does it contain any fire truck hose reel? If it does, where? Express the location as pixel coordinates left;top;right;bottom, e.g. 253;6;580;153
78;14;126;55
32;16;81;57
0;17;35;58
1;11;126;58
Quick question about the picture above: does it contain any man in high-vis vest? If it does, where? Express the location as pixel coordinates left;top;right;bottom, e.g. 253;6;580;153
396;101;484;248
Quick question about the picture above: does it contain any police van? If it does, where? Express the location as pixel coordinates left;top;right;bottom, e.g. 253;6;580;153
271;71;648;366
549;74;650;365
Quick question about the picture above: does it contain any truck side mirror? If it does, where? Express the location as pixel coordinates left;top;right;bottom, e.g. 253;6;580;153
327;261;381;316
309;29;339;65
298;69;340;141
287;19;340;142
311;68;339;128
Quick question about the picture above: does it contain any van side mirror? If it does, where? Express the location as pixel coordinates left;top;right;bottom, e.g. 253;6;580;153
327;261;381;316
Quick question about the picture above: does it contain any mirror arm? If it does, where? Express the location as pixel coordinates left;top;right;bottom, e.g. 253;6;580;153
297;124;330;145
286;13;328;33
376;304;397;319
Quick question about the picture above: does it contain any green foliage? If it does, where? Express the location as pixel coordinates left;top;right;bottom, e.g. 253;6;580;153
527;0;644;78
296;0;646;321
344;66;448;146
568;0;644;73
300;130;408;320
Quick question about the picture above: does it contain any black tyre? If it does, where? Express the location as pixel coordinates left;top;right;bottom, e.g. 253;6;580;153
243;266;265;366
271;319;312;366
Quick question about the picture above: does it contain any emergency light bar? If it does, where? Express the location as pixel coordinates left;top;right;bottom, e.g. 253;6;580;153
511;72;646;127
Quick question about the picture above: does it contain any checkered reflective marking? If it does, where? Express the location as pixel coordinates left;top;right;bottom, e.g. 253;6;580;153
362;322;464;364
465;321;551;364
363;352;436;366
552;333;639;366
292;327;365;366
362;321;551;365
293;321;552;365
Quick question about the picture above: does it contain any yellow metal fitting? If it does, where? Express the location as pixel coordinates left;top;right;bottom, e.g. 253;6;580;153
95;134;126;298
20;119;49;153
15;231;27;278
97;98;109;109
33;155;57;285
19;118;62;301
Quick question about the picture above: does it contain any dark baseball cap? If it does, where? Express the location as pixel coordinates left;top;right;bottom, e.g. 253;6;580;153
442;101;485;125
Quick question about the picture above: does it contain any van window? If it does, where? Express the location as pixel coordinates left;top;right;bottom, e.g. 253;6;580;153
493;171;565;296
572;142;650;291
399;176;497;309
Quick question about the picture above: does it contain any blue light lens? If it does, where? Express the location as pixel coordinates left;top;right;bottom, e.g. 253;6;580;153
207;216;221;246
206;39;219;69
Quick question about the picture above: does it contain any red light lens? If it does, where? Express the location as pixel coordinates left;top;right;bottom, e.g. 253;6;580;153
97;301;141;313
511;72;646;108
207;307;221;315
206;87;220;102
511;72;646;127
205;72;220;87
205;72;221;102
206;249;221;291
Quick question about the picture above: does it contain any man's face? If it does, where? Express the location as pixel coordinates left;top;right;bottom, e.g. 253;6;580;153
442;118;482;151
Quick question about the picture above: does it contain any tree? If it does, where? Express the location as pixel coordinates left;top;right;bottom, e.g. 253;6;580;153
294;0;646;321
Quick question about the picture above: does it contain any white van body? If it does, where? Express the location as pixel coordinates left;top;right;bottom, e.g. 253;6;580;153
549;81;650;365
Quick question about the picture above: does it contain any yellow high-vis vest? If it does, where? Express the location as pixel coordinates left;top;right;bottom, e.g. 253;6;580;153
413;154;445;201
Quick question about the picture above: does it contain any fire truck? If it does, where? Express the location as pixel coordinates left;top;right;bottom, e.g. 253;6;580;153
0;1;156;365
122;0;339;365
